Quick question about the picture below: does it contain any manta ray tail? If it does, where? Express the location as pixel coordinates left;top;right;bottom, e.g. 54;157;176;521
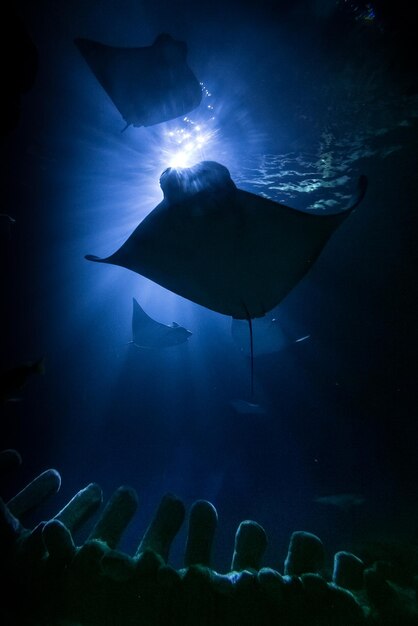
242;303;254;398
248;316;254;397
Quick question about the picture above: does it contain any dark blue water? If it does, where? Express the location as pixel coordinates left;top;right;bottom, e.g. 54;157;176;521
1;0;417;573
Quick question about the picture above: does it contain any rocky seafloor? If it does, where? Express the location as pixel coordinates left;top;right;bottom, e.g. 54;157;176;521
1;448;417;626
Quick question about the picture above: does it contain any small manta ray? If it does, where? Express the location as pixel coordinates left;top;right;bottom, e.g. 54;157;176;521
314;493;366;512
231;316;310;357
86;161;367;393
130;297;192;349
74;33;202;130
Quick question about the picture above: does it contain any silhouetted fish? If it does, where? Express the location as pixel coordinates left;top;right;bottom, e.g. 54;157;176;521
75;33;202;129
230;399;267;415
131;297;192;349
86;161;367;320
314;493;366;511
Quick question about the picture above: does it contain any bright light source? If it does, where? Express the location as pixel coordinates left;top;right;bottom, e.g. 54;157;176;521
158;82;219;171
168;150;190;168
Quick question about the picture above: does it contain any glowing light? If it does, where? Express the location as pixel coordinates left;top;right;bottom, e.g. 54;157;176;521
159;82;219;170
168;150;190;168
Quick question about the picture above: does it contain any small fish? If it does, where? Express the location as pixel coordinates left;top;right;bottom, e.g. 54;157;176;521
0;357;45;402
230;399;267;415
314;493;365;511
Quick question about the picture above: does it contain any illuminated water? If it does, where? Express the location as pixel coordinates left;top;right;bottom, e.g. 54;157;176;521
1;0;417;573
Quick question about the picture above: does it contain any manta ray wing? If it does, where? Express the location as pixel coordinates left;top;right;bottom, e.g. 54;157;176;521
74;33;202;128
87;162;367;320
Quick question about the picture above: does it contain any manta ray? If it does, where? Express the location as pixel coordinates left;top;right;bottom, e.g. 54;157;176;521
130;297;192;349
74;33;202;129
86;161;368;320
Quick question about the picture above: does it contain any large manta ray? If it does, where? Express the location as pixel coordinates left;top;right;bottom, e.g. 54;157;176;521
86;161;367;320
74;33;202;129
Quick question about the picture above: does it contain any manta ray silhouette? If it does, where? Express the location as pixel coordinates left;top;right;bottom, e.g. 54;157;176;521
86;161;367;320
74;33;202;129
86;161;367;395
131;297;192;349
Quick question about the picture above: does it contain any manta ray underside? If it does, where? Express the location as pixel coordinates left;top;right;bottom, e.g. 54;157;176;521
74;33;202;129
86;161;368;321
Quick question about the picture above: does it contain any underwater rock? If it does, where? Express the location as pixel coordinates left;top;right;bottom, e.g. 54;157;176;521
101;548;136;582
231;519;268;572
364;564;397;610
1;451;417;625
258;566;285;600
333;550;365;590
302;573;364;626
284;530;325;576
184;499;218;567
54;482;103;533
88;485;138;549
7;468;61;518
357;539;418;588
135;492;185;561
363;563;418;625
42;519;76;565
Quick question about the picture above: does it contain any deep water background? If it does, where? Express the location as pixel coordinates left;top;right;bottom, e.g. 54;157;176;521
1;0;417;573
